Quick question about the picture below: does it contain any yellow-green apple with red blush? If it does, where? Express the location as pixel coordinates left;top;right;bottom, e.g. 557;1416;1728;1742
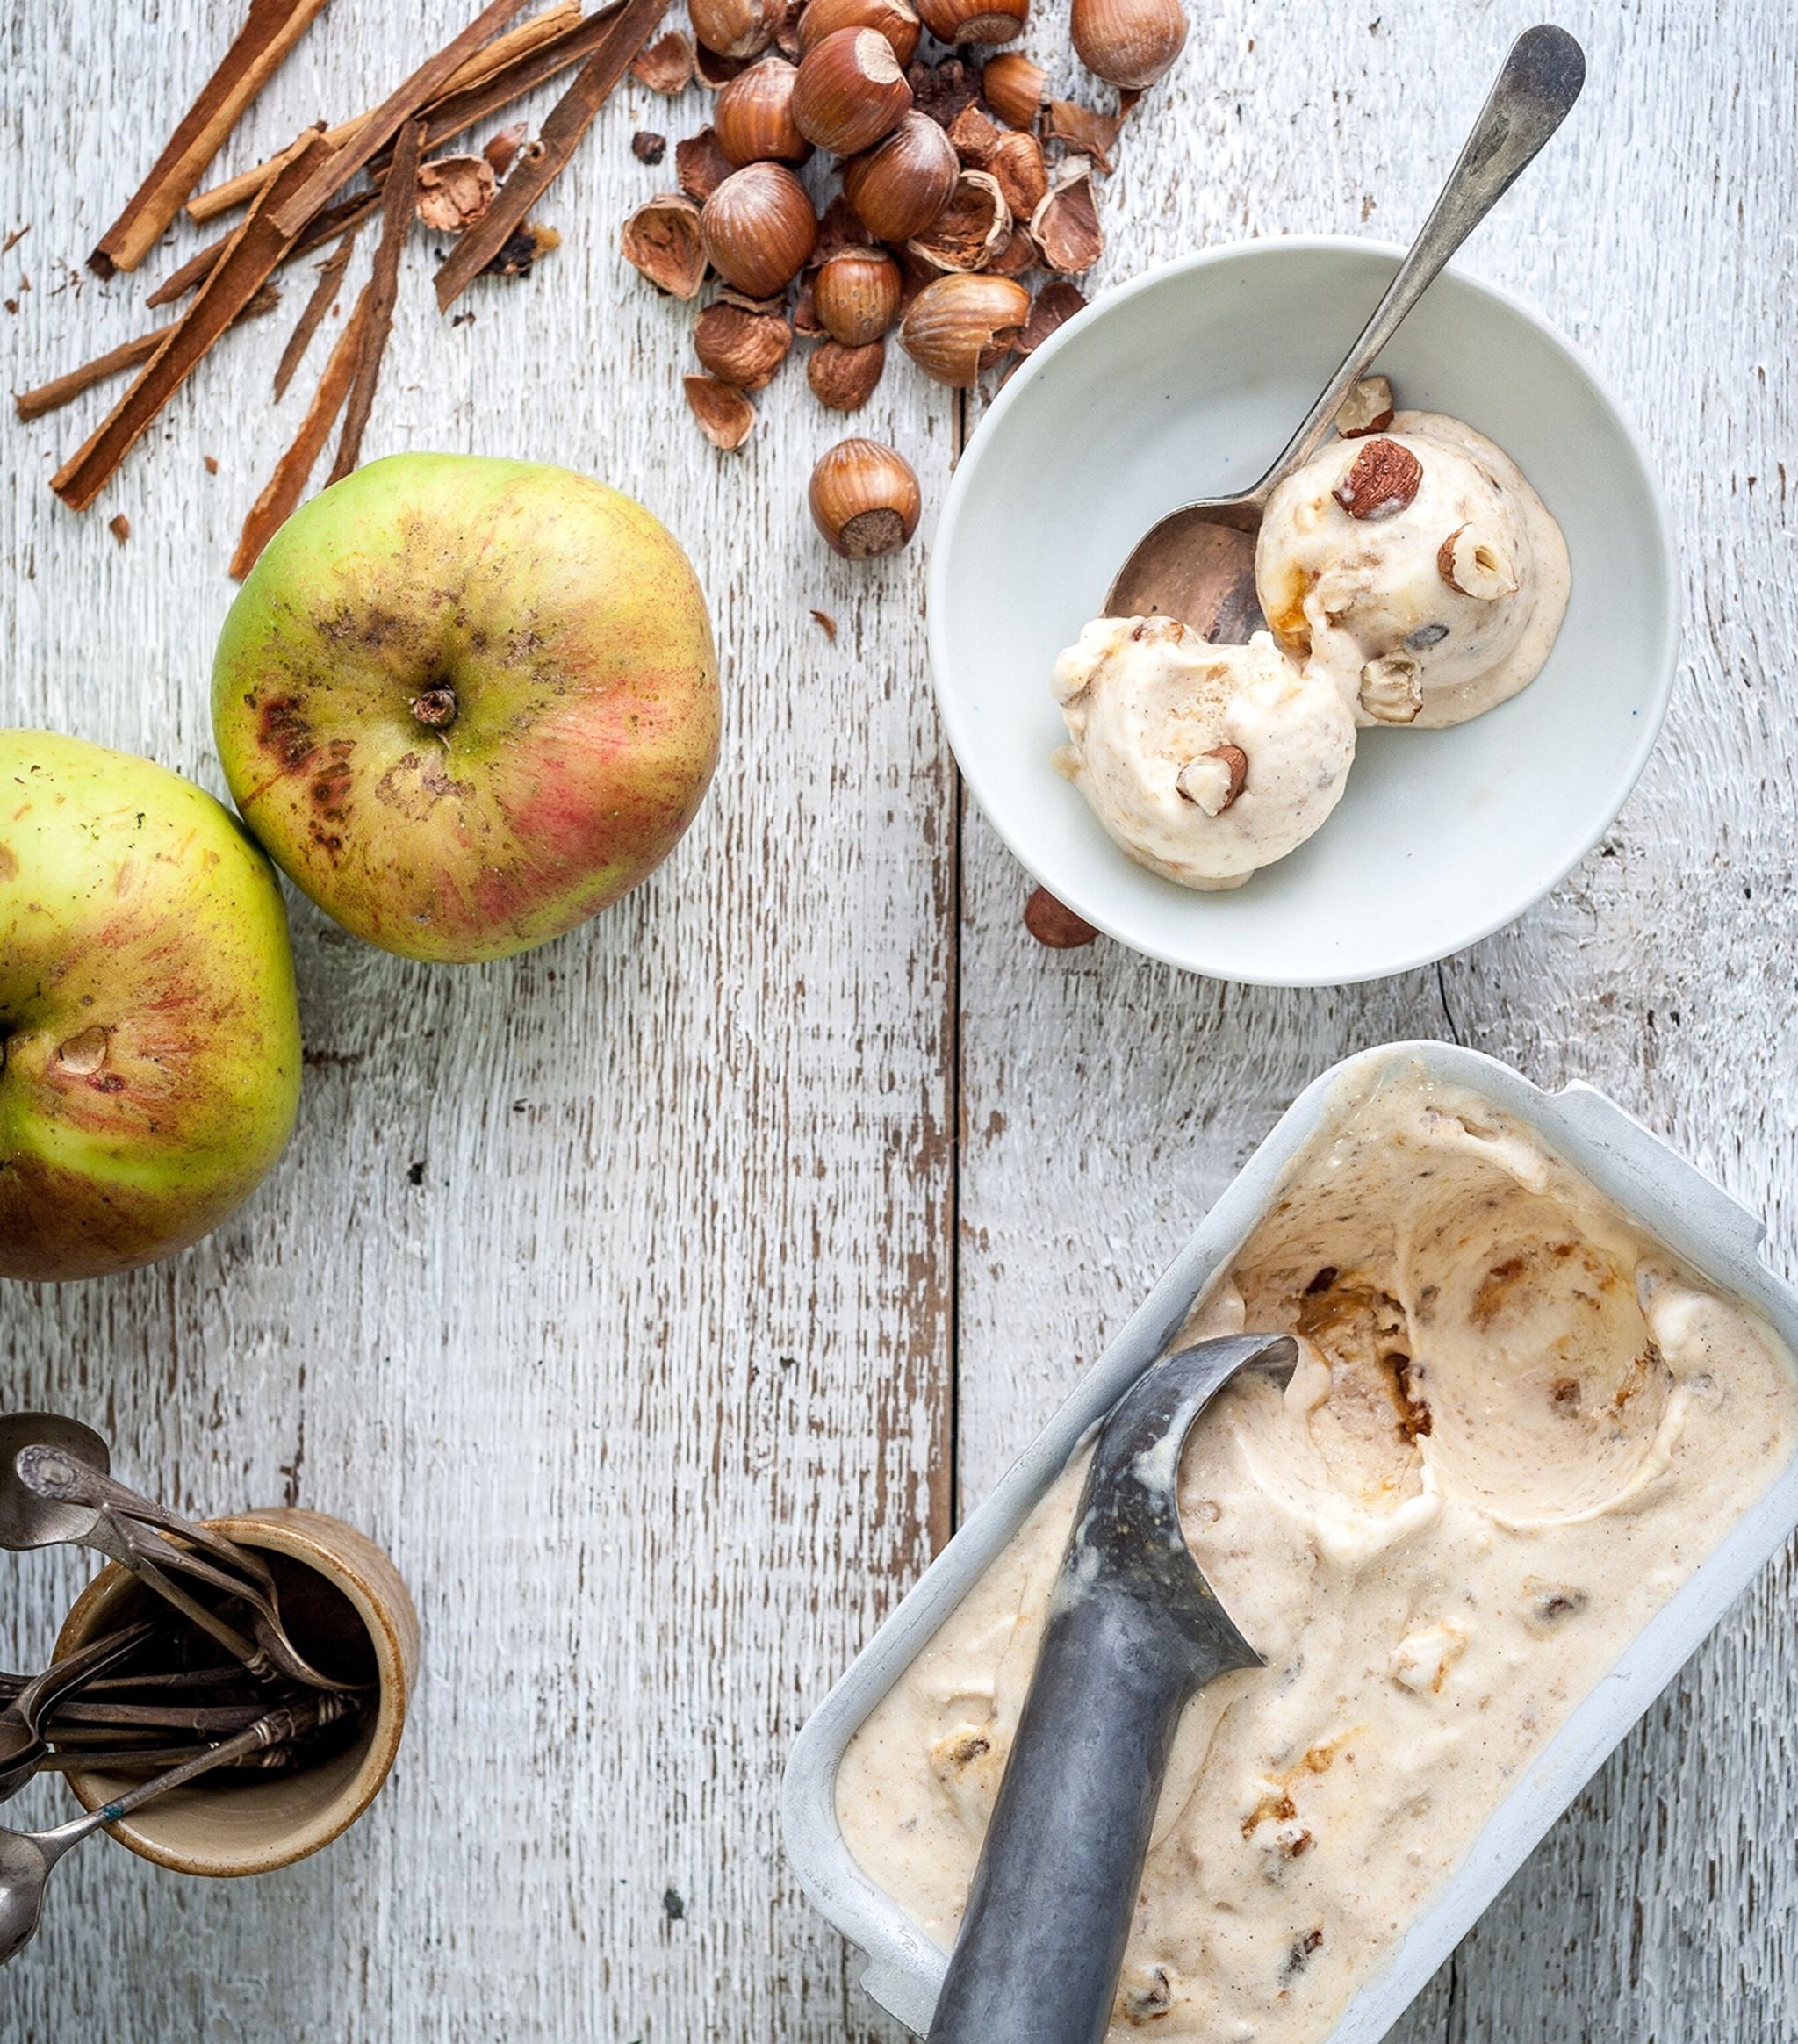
0;730;302;1282
212;454;721;963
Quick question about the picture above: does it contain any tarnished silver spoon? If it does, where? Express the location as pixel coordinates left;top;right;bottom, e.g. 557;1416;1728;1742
1103;25;1585;637
0;1695;339;1967
0;1621;161;1804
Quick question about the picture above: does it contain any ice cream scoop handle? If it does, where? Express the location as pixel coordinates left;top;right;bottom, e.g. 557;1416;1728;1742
925;1592;1229;2044
1257;25;1586;501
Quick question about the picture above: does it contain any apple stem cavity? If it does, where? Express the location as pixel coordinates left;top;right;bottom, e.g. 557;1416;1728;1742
410;685;458;731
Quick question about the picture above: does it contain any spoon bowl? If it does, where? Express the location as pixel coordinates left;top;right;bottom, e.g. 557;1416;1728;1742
0;1415;109;1552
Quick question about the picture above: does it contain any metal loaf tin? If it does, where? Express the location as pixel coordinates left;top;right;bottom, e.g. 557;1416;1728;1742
781;1040;1798;2042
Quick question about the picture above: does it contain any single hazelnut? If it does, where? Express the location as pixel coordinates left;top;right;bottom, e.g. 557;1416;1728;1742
814;245;903;343
1334;436;1423;521
622;192;708;298
1069;0;1187;89
798;0;922;65
914;0;1028;47
980;50;1046;128
793;27;914;155
1024;885;1099;947
1175;744;1247;814
1437;523;1520;600
694;301;795;388
689;0;784;61
898;270;1030;385
842;111;960;241
809;437;922;558
714;58;812;165
1358;654;1423;723
808;337;887;409
699;161;818;296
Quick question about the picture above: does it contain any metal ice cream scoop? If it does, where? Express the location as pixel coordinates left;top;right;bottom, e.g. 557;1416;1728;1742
1102;25;1585;637
925;1332;1298;2044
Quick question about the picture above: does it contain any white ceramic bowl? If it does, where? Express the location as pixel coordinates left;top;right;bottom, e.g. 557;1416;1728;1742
928;238;1676;985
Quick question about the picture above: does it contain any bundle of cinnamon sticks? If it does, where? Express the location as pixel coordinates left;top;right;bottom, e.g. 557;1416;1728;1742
20;0;668;575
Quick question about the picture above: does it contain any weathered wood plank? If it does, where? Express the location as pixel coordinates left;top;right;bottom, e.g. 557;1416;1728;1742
953;3;1798;2040
0;3;948;2038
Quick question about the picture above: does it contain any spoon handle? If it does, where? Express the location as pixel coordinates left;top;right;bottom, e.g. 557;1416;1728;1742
32;1697;326;1862
1255;24;1586;500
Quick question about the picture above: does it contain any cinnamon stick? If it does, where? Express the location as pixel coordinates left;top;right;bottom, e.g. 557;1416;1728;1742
232;284;371;579
327;120;423;485
15;286;280;421
90;0;332;276
273;225;358;400
268;0;532;240
187;1;581;223
435;0;666;308
52;131;328;511
146;187;379;310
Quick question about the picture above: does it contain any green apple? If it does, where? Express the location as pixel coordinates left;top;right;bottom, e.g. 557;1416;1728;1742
211;453;721;964
0;731;302;1282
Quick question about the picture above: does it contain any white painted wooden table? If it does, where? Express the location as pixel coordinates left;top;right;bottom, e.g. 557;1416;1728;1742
3;1;1794;2037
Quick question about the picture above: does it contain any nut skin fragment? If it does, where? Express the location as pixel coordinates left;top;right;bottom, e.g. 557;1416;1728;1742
906;169;1010;274
622;192;708;298
631;130;667;163
1043;100;1121;172
675;127;736;202
631;29;698;91
1334;436;1423;521
694;301;794;389
684;372;756;449
1030;163;1103;273
1024;884;1099;948
986;130;1048;217
1335;373;1395;437
1437;522;1521;600
415;154;499;233
808;337;885;409
1014;278;1085;355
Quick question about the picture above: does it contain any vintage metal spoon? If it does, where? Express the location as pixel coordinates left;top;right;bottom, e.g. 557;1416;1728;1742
926;1332;1297;2044
0;1621;161;1804
0;1695;333;1967
1103;24;1586;637
2;1418;358;1693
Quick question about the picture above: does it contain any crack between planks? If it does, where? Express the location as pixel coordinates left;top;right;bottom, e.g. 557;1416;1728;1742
944;384;971;1545
1435;959;1465;1047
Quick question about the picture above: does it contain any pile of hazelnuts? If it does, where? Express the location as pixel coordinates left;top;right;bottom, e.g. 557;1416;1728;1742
621;0;1188;560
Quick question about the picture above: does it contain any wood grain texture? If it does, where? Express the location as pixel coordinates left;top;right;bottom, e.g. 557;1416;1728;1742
0;0;1792;2040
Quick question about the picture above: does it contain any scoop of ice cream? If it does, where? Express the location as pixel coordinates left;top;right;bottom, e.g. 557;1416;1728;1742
1051;618;1356;890
1254;410;1570;730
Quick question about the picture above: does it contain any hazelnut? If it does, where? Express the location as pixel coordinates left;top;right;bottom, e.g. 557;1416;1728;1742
1024;885;1099;948
684;374;756;450
1437;522;1520;600
898;271;1029;384
797;0;921;65
714;58;812;165
808;337;886;409
809;437;922;558
907;169;1010;273
1334;436;1422;521
1358;654;1423;723
1335;374;1395;438
914;0;1027;46
980;50;1046;128
622;192;708;298
814;245;903;343
694;301;795;389
699;161;817;296
842;111;960;241
1070;0;1187;89
1176;744;1247;814
792;28;913;155
689;0;784;61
